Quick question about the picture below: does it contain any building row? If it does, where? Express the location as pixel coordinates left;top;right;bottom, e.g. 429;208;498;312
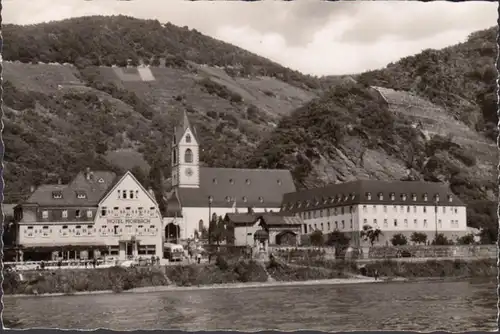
7;113;469;261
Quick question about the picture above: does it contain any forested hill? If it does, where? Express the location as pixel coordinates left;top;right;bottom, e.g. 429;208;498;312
2;17;497;242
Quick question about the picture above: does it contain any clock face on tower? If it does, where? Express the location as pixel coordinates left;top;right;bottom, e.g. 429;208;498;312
185;168;193;177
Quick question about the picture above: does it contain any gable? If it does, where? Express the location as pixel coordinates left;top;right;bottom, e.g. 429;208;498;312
99;172;157;207
180;128;197;146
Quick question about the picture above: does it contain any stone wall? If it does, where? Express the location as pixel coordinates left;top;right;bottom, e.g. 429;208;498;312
368;245;497;259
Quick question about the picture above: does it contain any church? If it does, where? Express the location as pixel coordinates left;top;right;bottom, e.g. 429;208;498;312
163;112;297;242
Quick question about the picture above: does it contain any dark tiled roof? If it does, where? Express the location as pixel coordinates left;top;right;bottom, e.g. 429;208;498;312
176;167;296;208
24;171;117;207
165;189;183;217
224;212;302;227
281;180;465;213
174;110;199;144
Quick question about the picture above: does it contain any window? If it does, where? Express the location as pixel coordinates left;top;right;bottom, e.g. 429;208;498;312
423;219;428;227
135;190;139;199
438;219;442;228
363;218;367;225
434;194;440;202
87;210;93;218
373;219;378;227
394;219;398;227
443;207;446;213
341;220;345;229
62;210;68;218
390;193;395;201
98;178;104;183
185;134;191;143
413;206;417;213
184;149;193;163
123;191;127;199
400;206;404;213
258;196;264;203
42;210;48;219
245;179;251;185
383;219;388;228
366;192;372;200
423;193;428;201
117;190;121;199
42;226;49;237
411;193;417;201
373;205;377;213
314;223;317;230
393;205;397;212
383;205;387;213
75;226;82;236
454;208;458;214
404;219;408;228
125;207;132;217
101;207;107;217
406;206;410;213
335;221;338;229
77;193;87;199
319;210;323;218
350;219;353;229
414;219;417;227
448;195;453;202
401;194;407;201
378;192;383;200
363;205;367;213
53;192;62;199
320;223;324;231
76;210;81;218
327;222;331;230
423;207;427;213
334;208;338;215
277;179;282;185
130;190;134;199
229;178;234;184
341;207;345;215
242;196;247;202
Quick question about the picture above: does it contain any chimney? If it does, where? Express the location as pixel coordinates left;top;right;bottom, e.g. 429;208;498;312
30;185;35;193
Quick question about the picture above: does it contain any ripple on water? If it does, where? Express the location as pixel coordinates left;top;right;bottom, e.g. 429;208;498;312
3;279;497;331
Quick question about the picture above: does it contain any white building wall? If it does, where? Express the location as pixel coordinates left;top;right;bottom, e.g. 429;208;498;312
96;173;163;258
181;206;281;240
298;204;468;245
176;129;200;188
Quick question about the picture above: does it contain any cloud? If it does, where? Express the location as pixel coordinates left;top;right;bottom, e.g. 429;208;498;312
2;0;496;75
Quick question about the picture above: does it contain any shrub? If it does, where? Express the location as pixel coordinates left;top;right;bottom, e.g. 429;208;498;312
391;233;408;246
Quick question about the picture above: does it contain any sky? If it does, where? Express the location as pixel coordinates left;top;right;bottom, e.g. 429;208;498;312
2;0;497;76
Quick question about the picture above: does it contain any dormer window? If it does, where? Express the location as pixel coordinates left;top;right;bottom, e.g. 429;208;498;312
242;196;248;202
434;194;440;202
245;179;251;185
77;192;87;199
343;195;348;201
401;194;407;201
447;195;453;202
229;179;234;184
225;196;231;202
411;193;417;201
350;194;355;200
306;201;310;207
366;192;372;200
390;193;395;201
423;193;428;201
329;197;334;204
213;178;218;184
52;192;63;199
258;196;264;203
323;198;327;204
378;192;383;200
185;134;191;143
277;179;282;185
297;201;302;208
98;178;104;183
315;199;319;205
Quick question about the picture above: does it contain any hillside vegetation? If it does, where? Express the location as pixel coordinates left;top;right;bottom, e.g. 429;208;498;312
2;17;497;242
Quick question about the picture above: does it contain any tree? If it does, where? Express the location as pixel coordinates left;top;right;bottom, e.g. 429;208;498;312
326;230;350;257
432;233;454;246
310;230;324;247
457;234;475;245
391;233;408;246
410;232;428;245
360;225;383;246
209;215;233;245
131;166;148;187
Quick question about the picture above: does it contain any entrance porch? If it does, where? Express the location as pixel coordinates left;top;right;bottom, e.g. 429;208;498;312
119;236;138;260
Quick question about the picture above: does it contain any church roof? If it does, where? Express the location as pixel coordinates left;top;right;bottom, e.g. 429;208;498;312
176;167;296;208
224;212;302;227
174;110;199;143
165;189;183;217
281;179;465;213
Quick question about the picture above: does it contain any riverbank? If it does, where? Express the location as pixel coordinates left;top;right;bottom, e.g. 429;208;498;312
3;258;495;297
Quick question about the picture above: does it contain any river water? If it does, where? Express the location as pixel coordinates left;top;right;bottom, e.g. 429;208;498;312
3;278;497;331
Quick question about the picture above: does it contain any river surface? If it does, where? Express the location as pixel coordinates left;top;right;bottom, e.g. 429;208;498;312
3;278;497;331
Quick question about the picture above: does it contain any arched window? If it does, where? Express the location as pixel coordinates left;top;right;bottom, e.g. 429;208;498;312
184;149;193;163
185;134;192;143
172;150;177;164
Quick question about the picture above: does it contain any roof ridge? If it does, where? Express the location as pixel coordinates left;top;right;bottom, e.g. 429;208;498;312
201;167;291;172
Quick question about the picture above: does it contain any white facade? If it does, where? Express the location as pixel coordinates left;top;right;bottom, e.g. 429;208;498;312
171;127;200;189
299;203;468;245
95;172;163;259
168;206;281;240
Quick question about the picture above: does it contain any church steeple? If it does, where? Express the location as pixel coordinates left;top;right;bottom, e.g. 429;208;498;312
171;111;200;189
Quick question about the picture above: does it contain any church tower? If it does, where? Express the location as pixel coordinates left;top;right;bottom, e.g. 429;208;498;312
171;111;200;189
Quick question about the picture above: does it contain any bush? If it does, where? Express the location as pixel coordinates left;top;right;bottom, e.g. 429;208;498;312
391;233;408;246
